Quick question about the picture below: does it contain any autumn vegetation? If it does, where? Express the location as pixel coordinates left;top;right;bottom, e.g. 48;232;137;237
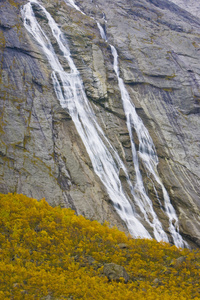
0;193;200;299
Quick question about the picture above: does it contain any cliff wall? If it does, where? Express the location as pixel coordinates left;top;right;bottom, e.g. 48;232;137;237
0;0;200;247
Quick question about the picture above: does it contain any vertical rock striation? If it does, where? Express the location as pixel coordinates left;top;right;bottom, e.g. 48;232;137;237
0;0;200;247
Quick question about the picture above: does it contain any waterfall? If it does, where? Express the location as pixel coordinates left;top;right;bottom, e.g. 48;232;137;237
110;45;185;248
21;0;151;239
22;0;186;247
97;19;185;247
97;22;107;42
62;0;186;247
98;24;170;244
66;0;85;15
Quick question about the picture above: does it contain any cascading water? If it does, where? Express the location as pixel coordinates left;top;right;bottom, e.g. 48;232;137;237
97;22;107;42
97;23;170;244
110;45;185;248
63;0;187;248
21;0;152;239
66;0;85;15
21;0;186;247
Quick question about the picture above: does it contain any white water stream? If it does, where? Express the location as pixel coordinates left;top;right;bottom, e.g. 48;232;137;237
97;19;185;247
62;0;186;247
110;45;185;247
22;0;152;239
22;0;186;247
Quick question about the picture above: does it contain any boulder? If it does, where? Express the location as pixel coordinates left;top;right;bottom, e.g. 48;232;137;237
103;263;129;283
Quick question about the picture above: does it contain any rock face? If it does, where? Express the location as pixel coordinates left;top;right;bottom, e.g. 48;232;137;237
0;0;200;247
170;0;200;19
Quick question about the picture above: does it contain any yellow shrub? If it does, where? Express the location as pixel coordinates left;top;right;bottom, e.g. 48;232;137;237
0;193;199;299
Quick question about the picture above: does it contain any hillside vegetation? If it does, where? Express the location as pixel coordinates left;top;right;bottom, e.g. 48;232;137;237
0;193;200;299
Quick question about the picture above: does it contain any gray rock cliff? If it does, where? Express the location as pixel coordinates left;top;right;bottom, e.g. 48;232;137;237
0;0;200;247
